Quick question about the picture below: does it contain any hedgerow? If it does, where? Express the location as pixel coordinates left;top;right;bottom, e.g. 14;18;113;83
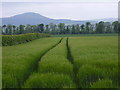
2;33;50;46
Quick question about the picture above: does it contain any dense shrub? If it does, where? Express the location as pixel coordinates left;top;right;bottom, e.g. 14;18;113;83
2;33;50;46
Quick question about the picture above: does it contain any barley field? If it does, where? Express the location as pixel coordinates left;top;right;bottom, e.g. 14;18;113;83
2;35;118;88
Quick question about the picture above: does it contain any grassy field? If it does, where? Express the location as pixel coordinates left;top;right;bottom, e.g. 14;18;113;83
2;35;118;88
68;36;118;88
23;38;75;88
2;37;61;88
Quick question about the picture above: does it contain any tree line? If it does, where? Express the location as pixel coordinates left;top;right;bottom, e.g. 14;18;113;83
1;21;120;35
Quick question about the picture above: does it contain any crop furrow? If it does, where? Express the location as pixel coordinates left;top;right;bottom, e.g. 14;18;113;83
66;37;79;88
66;37;74;64
22;38;63;87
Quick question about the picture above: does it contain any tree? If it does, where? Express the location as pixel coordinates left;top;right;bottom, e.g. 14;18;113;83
50;24;57;34
30;25;37;33
2;25;6;34
15;27;19;34
89;24;95;34
7;24;13;35
53;24;58;34
71;25;75;34
104;22;112;33
65;25;70;34
96;21;105;33
38;24;44;33
75;24;80;34
6;28;9;35
112;21;119;33
25;24;33;33
13;25;16;34
58;23;65;34
86;22;91;33
80;24;85;34
32;25;38;33
44;25;49;34
19;25;25;34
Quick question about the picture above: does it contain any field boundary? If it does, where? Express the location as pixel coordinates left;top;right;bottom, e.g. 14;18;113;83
21;38;63;88
2;33;50;46
52;33;118;37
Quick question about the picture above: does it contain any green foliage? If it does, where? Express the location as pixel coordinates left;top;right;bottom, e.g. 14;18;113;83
86;22;91;33
38;38;73;76
58;23;65;34
76;64;118;88
91;79;116;88
112;21;120;33
7;24;13;35
2;33;50;46
2;21;120;35
69;36;118;88
77;65;103;88
2;36;118;88
19;25;25;34
2;74;18;88
23;73;75;88
2;37;61;88
38;24;44;33
24;38;75;88
96;21;105;33
23;38;75;88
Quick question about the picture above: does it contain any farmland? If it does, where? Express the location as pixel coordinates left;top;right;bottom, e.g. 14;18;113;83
68;36;118;88
2;35;118;88
2;37;61;88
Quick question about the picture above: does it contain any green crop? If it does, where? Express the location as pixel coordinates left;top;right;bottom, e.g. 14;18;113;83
91;79;117;88
23;38;75;88
2;37;61;88
2;35;118;88
23;73;75;88
38;38;73;76
68;36;118;88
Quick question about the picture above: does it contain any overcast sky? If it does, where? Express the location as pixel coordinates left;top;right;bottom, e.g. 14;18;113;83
1;0;119;20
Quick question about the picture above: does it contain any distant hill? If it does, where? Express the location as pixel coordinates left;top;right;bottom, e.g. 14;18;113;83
89;18;118;22
0;12;118;25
